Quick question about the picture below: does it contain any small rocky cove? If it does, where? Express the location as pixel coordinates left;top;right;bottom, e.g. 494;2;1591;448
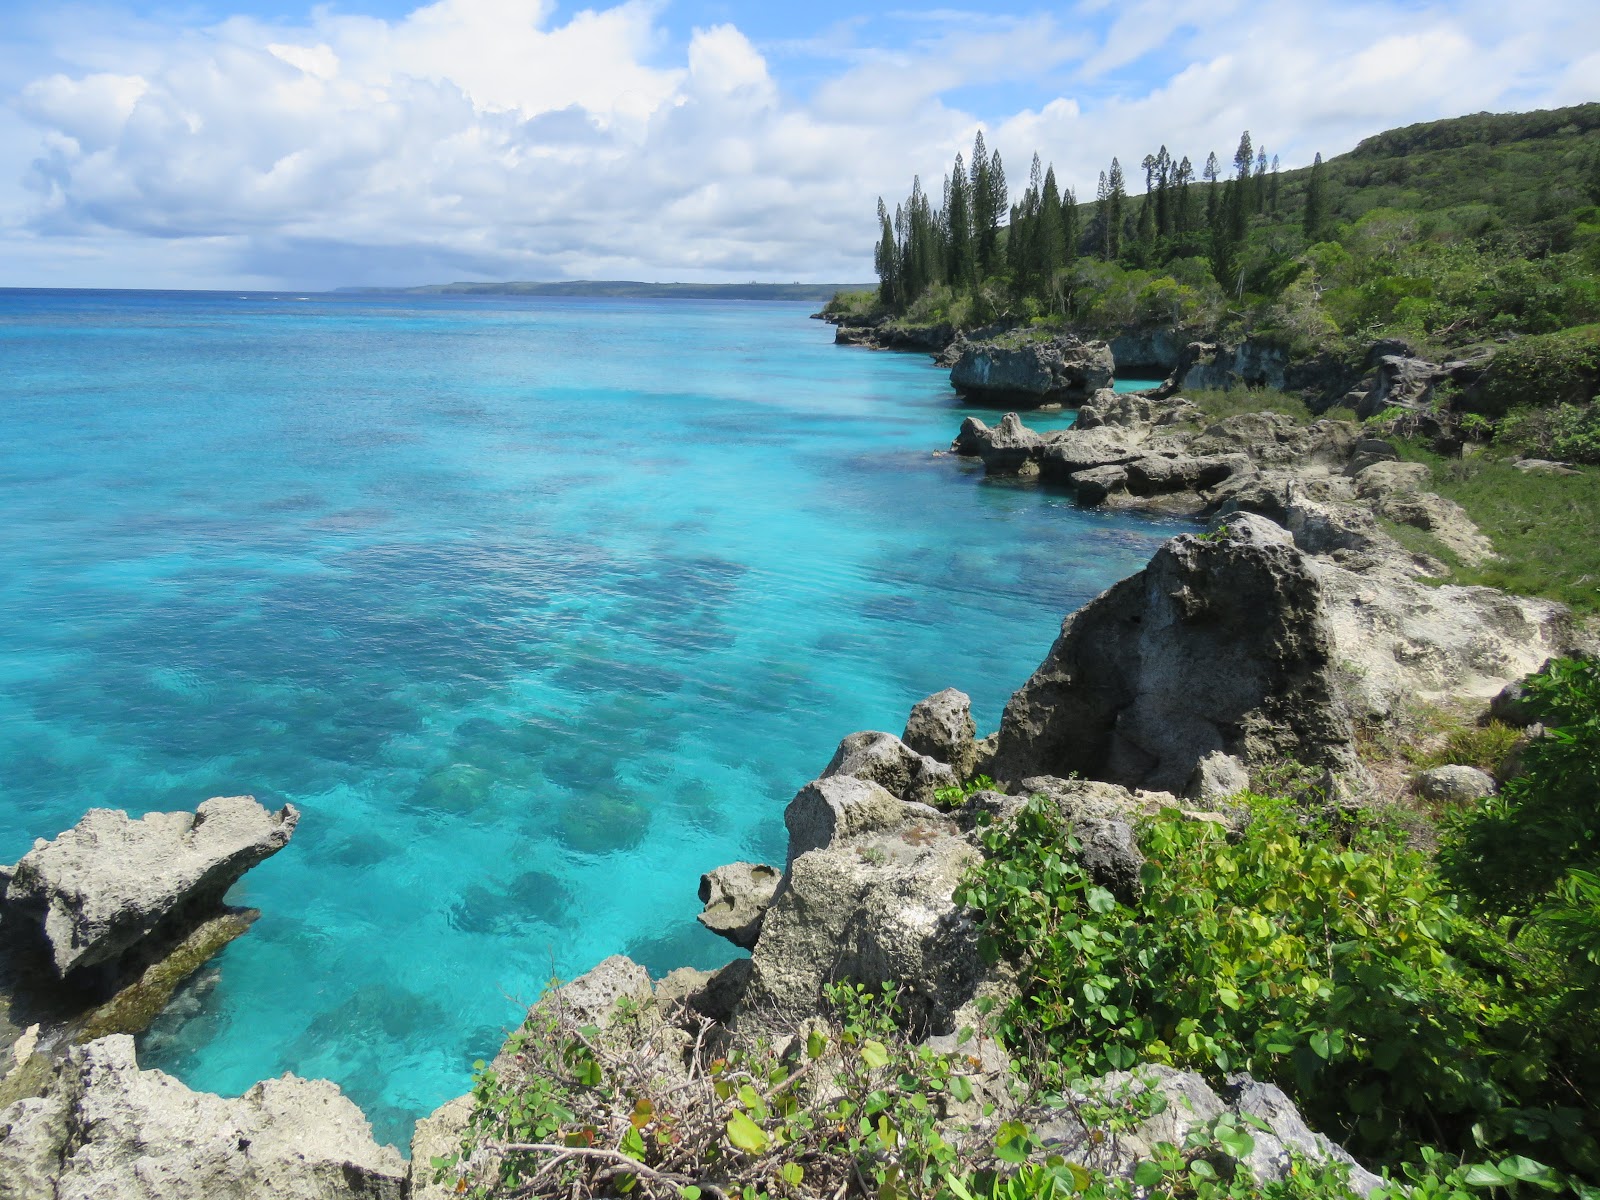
2;329;1595;1198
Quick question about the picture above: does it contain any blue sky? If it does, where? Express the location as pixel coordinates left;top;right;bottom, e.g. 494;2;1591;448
1;0;1596;289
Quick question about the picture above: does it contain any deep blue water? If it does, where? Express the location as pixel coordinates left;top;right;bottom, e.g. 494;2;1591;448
0;290;1174;1144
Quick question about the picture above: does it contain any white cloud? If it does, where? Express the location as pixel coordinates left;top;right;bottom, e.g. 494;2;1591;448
1;0;1596;288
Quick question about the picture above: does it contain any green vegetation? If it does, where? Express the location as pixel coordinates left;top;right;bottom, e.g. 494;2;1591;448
442;659;1600;1199
1179;387;1318;425
862;103;1600;351
1391;445;1600;612
957;658;1600;1188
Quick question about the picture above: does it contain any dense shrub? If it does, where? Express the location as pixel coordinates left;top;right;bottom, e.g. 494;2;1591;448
1496;401;1600;464
1469;324;1600;415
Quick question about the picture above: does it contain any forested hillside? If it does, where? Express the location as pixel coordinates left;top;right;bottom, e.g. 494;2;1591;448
848;104;1599;353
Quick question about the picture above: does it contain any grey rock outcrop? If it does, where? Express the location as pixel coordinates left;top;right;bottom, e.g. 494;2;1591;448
1187;751;1252;800
784;775;906;865
697;862;781;950
1030;1066;1382;1196
950;335;1114;407
408;1095;475;1200
1175;340;1290;392
903;688;978;780
991;516;1360;794
1075;391;1198;431
742;792;982;1034
1037;425;1152;481
1352;460;1495;564
0;1035;404;1200
2;797;298;980
958;412;1045;475
821;732;957;808
1414;765;1497;804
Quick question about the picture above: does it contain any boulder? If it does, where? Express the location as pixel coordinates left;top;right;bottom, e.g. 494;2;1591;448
1414;765;1497;804
784;776;906;865
1187;751;1252;800
697;862;781;950
1188;412;1360;468
2;797;298;980
408;1094;475;1200
1070;464;1130;506
1175;340;1290;392
0;1035;404;1200
991;516;1361;794
950;335;1114;407
1028;1066;1382;1196
1344;436;1401;476
903;688;978;779
741;818;983;1036
1076;391;1198;431
654;958;752;1024
1490;677;1538;727
822;731;956;808
1037;426;1150;481
532;955;653;1031
974;412;1044;475
1124;453;1250;496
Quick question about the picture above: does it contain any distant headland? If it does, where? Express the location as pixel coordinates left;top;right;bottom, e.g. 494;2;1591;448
336;280;874;301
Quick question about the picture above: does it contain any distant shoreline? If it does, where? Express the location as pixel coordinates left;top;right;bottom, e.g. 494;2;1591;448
337;280;872;301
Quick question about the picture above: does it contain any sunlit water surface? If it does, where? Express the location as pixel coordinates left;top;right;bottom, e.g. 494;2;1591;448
0;290;1175;1143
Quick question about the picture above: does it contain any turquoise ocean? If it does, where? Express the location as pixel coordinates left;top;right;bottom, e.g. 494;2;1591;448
0;289;1173;1144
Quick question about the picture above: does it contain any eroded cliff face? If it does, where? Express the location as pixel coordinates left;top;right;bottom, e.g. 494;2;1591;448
949;334;1114;406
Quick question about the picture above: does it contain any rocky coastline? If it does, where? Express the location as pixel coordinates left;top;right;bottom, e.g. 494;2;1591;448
2;329;1595;1197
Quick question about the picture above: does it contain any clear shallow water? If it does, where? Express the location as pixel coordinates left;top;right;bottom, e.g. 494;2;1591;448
0;290;1174;1144
1113;378;1165;393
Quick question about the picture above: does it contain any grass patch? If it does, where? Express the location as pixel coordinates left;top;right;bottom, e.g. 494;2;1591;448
1394;445;1600;612
1180;386;1358;426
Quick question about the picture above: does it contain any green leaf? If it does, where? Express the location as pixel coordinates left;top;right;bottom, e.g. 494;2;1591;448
860;1039;891;1070
1086;887;1117;913
1496;1156;1553;1183
620;1126;647;1162
1133;1161;1164;1187
1309;1029;1332;1060
779;1163;804;1187
681;1188;703;1200
806;1029;827;1060
726;1111;770;1156
1189;1159;1218;1181
1463;1164;1508;1187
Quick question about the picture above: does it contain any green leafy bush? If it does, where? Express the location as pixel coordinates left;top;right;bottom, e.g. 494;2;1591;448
1496;401;1600;464
957;792;1600;1178
1469;325;1600;415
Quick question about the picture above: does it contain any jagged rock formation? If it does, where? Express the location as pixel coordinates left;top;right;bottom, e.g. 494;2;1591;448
0;1035;404;1200
990;516;1361;793
820;731;956;808
1;797;298;981
696;862;780;950
949;335;1114;407
902;688;978;781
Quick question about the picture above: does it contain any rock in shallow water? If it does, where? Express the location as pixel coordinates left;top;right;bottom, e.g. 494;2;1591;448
1;797;298;980
0;1035;405;1200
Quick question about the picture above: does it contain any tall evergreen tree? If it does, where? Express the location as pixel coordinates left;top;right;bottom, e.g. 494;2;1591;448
1254;149;1269;213
1035;165;1066;304
1175;155;1195;233
874;197;899;308
1269;154;1281;213
969;132;1002;278
1061;184;1079;266
1105;158;1127;261
987;149;1008;256
945;152;975;288
1303;151;1327;241
1203;151;1220;224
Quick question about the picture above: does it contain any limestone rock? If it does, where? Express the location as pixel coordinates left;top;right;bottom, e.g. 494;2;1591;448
1415;765;1497;804
1070;463;1129;506
741;819;982;1036
408;1094;475;1200
784;775;906;864
903;688;978;779
991;516;1360;794
2;797;298;979
1037;426;1150;481
697;862;780;950
654;959;752;1024
821;732;956;808
1490;677;1538;727
0;1035;404;1200
1175;340;1290;392
950;335;1113;407
1027;1065;1381;1196
1075;391;1198;431
1124;452;1250;496
1187;751;1252;800
534;955;653;1030
972;412;1044;475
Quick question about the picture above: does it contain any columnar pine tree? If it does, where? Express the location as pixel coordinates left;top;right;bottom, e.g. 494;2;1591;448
1303;151;1327;241
1036;165;1066;306
1106;158;1127;260
1270;154;1281;213
1203;151;1220;224
945;153;975;289
1254;149;1269;213
1061;184;1079;266
969;133;1002;278
1175;155;1195;233
874;197;899;308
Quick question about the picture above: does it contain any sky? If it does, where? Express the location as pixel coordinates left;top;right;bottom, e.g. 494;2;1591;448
0;0;1596;290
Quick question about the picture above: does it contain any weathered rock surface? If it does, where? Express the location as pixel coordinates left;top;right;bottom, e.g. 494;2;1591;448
2;797;298;980
1187;750;1253;800
1351;460;1495;564
697;862;781;950
1037;425;1152;480
950;335;1114;406
991;516;1360;793
903;688;979;780
1075;390;1198;431
783;776;907;865
742;811;982;1035
408;1094;475;1200
958;412;1044;475
1415;765;1497;804
822;731;957;808
1028;1066;1382;1196
0;1035;404;1200
1175;340;1290;392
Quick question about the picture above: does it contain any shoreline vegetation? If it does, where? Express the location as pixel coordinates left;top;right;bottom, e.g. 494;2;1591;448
338;281;875;301
4;104;1600;1200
